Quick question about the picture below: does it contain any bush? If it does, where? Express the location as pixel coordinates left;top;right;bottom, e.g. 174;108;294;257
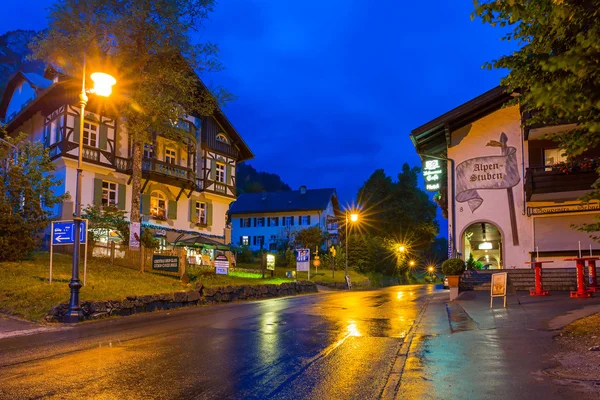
236;246;255;263
442;258;466;276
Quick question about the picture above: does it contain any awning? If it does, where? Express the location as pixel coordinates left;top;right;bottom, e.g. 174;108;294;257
172;234;230;251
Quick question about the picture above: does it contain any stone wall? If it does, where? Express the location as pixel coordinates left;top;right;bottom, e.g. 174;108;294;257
46;280;318;323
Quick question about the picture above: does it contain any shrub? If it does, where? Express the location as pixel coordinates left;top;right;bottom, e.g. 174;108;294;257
442;258;466;276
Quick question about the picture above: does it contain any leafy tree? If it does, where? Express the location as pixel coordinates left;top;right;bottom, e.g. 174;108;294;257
293;226;326;252
236;163;292;195
31;0;229;235
0;132;64;261
82;204;129;245
472;0;600;239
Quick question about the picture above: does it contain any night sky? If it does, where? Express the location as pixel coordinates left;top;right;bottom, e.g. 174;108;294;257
2;1;514;237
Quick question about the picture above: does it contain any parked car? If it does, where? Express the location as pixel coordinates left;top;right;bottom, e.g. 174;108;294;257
443;276;449;289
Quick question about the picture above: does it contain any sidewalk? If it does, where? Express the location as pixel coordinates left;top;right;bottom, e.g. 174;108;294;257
397;291;600;400
0;315;64;340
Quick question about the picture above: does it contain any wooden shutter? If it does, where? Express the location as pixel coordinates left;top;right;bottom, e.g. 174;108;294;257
73;115;80;143
98;123;108;150
239;218;243;228
167;200;177;220
267;218;271;227
240;236;244;245
290;216;294;226
93;178;103;205
206;201;213;226
190;199;196;223
141;194;150;215
117;184;126;210
210;160;216;180
307;215;311;225
226;163;232;185
253;217;257;227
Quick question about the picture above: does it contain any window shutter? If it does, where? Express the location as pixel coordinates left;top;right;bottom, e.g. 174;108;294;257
141;194;150;215
239;218;243;228
290;216;294;226
190;199;196;223
117;184;126;210
253;218;257;227
99;123;108;150
167;200;177;220
206;201;213;226
210;160;216;180
226;164;232;185
73;115;80;143
93;178;103;205
267;218;271;227
253;236;256;246
240;236;243;245
307;215;311;225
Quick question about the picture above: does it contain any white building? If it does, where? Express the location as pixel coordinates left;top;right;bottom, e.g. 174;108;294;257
0;69;253;252
411;86;600;269
229;186;339;251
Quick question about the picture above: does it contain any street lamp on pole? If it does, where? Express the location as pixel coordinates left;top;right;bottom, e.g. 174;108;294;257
64;36;116;323
345;211;359;288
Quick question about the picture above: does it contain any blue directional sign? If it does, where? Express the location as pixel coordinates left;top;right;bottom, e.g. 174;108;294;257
51;220;87;245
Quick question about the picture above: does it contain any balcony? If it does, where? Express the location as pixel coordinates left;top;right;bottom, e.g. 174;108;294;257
114;156;199;190
525;161;599;201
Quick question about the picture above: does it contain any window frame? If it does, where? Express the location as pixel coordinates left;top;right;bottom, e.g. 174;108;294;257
241;236;249;246
269;217;279;227
102;181;117;207
216;133;230;144
301;215;310;225
195;201;207;225
82;120;99;147
143;143;153;159
165;147;177;164
243;218;252;228
150;191;167;219
215;162;226;183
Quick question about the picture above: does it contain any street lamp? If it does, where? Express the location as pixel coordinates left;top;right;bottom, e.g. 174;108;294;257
64;35;116;323
397;244;406;253
345;211;359;288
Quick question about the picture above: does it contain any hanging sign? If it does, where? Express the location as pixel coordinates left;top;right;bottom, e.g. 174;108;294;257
296;249;310;272
214;255;229;275
422;158;443;192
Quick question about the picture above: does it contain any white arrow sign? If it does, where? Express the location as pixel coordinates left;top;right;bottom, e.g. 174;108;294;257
55;235;67;243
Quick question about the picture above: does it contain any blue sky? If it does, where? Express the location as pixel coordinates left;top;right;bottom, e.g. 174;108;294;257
1;1;513;238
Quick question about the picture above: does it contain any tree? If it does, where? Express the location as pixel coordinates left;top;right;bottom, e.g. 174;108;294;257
82;204;129;245
293;226;326;252
31;0;229;234
236;163;292;195
473;0;600;239
0;132;64;261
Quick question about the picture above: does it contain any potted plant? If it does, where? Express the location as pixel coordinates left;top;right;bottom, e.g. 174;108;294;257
442;258;466;287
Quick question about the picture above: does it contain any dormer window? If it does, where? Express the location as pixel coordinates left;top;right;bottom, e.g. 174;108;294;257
216;133;230;145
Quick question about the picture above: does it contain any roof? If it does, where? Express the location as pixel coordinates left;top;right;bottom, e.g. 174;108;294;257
410;86;514;157
22;73;52;90
0;71;55;121
229;188;338;215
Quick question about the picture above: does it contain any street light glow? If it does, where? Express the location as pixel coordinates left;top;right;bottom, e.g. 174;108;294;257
398;245;406;253
91;72;117;97
428;266;434;272
409;260;415;267
350;213;359;222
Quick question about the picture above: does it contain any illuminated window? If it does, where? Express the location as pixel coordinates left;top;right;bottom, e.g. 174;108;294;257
143;143;153;158
83;120;98;147
102;181;117;206
216;133;230;144
150;191;167;219
544;148;567;167
195;201;206;224
165;148;176;164
241;236;249;246
215;162;226;183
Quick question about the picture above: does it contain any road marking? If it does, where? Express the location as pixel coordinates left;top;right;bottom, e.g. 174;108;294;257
380;294;433;400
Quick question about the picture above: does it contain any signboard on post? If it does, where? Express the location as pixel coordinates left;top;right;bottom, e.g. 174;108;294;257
214;255;230;275
266;254;275;271
49;220;88;285
296;249;310;272
129;222;141;250
422;158;443;192
490;272;507;308
152;255;179;273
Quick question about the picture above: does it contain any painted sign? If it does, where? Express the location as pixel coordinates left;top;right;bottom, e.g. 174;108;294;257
527;202;600;216
214;255;229;275
152;255;179;272
266;254;276;271
422;158;444;192
296;248;310;272
490;272;507;308
51;220;87;245
129;222;141;250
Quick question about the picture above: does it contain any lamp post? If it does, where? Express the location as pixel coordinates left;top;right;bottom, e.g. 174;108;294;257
64;36;116;323
345;211;359;286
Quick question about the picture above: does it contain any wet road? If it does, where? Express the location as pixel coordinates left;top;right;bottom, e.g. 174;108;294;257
0;285;440;399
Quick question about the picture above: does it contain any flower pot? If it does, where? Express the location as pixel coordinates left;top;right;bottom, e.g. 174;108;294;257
447;275;460;287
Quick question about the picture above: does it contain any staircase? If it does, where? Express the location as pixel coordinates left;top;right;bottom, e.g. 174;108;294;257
459;268;588;291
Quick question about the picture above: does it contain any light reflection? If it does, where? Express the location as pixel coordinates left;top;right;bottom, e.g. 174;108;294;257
397;292;404;299
347;321;361;337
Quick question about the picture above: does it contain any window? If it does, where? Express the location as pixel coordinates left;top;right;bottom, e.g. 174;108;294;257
241;236;249;246
195;201;207;224
241;218;251;228
143;143;153;159
284;216;294;226
544;148;567;167
215;162;226;183
254;236;265;248
256;217;265;227
83;120;98;147
268;217;279;227
301;215;310;225
216;133;230;144
165;148;176;164
150;191;167;219
102;181;117;207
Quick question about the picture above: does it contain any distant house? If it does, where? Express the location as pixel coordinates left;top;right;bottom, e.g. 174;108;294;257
229;186;339;251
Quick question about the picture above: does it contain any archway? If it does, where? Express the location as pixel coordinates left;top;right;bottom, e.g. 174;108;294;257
463;222;503;269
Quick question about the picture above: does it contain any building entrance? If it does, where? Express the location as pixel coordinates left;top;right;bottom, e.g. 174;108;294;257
463;222;503;269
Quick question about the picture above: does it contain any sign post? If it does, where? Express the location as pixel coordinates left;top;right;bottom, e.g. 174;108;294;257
490;272;508;308
330;246;336;279
214;255;230;275
50;220;88;285
296;248;310;280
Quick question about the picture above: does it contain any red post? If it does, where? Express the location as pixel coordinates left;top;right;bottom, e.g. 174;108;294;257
529;262;549;296
570;259;592;298
587;260;599;293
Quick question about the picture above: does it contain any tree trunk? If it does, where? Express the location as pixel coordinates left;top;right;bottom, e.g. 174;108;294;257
130;138;143;223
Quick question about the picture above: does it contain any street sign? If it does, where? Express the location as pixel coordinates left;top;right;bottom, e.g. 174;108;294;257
266;254;275;271
51;220;87;245
215;255;229;275
296;249;310;272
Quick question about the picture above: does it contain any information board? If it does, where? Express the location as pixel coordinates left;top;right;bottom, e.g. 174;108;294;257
51;220;87;245
215;255;229;275
296;249;310;272
490;272;507;308
266;254;275;271
152;255;179;272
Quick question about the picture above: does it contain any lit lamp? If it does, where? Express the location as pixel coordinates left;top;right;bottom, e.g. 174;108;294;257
398;245;406;253
64;35;116;323
428;266;434;273
478;241;493;250
345;210;360;288
409;260;416;267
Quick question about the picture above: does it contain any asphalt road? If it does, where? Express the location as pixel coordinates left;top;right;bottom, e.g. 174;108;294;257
0;284;440;400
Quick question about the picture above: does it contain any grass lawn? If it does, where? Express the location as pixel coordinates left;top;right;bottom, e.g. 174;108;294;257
562;313;600;338
235;262;370;284
0;253;296;321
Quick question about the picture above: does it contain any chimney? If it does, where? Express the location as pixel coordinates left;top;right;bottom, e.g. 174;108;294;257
299;185;307;195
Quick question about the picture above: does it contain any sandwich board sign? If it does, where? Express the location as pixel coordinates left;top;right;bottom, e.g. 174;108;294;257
49;219;89;286
214;255;230;275
296;248;310;279
490;272;507;308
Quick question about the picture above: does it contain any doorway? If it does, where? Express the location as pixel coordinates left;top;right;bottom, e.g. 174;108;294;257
463;222;503;269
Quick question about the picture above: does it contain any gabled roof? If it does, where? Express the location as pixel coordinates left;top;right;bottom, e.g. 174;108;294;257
0;71;54;120
229;188;338;215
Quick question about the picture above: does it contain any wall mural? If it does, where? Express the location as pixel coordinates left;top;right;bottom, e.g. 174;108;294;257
455;132;520;245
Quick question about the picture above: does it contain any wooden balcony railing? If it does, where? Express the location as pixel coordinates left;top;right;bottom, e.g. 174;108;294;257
525;164;599;201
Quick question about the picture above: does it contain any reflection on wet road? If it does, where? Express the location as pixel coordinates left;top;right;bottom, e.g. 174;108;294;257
0;285;440;399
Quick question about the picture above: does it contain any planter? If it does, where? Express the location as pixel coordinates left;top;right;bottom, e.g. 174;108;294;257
447;275;460;287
